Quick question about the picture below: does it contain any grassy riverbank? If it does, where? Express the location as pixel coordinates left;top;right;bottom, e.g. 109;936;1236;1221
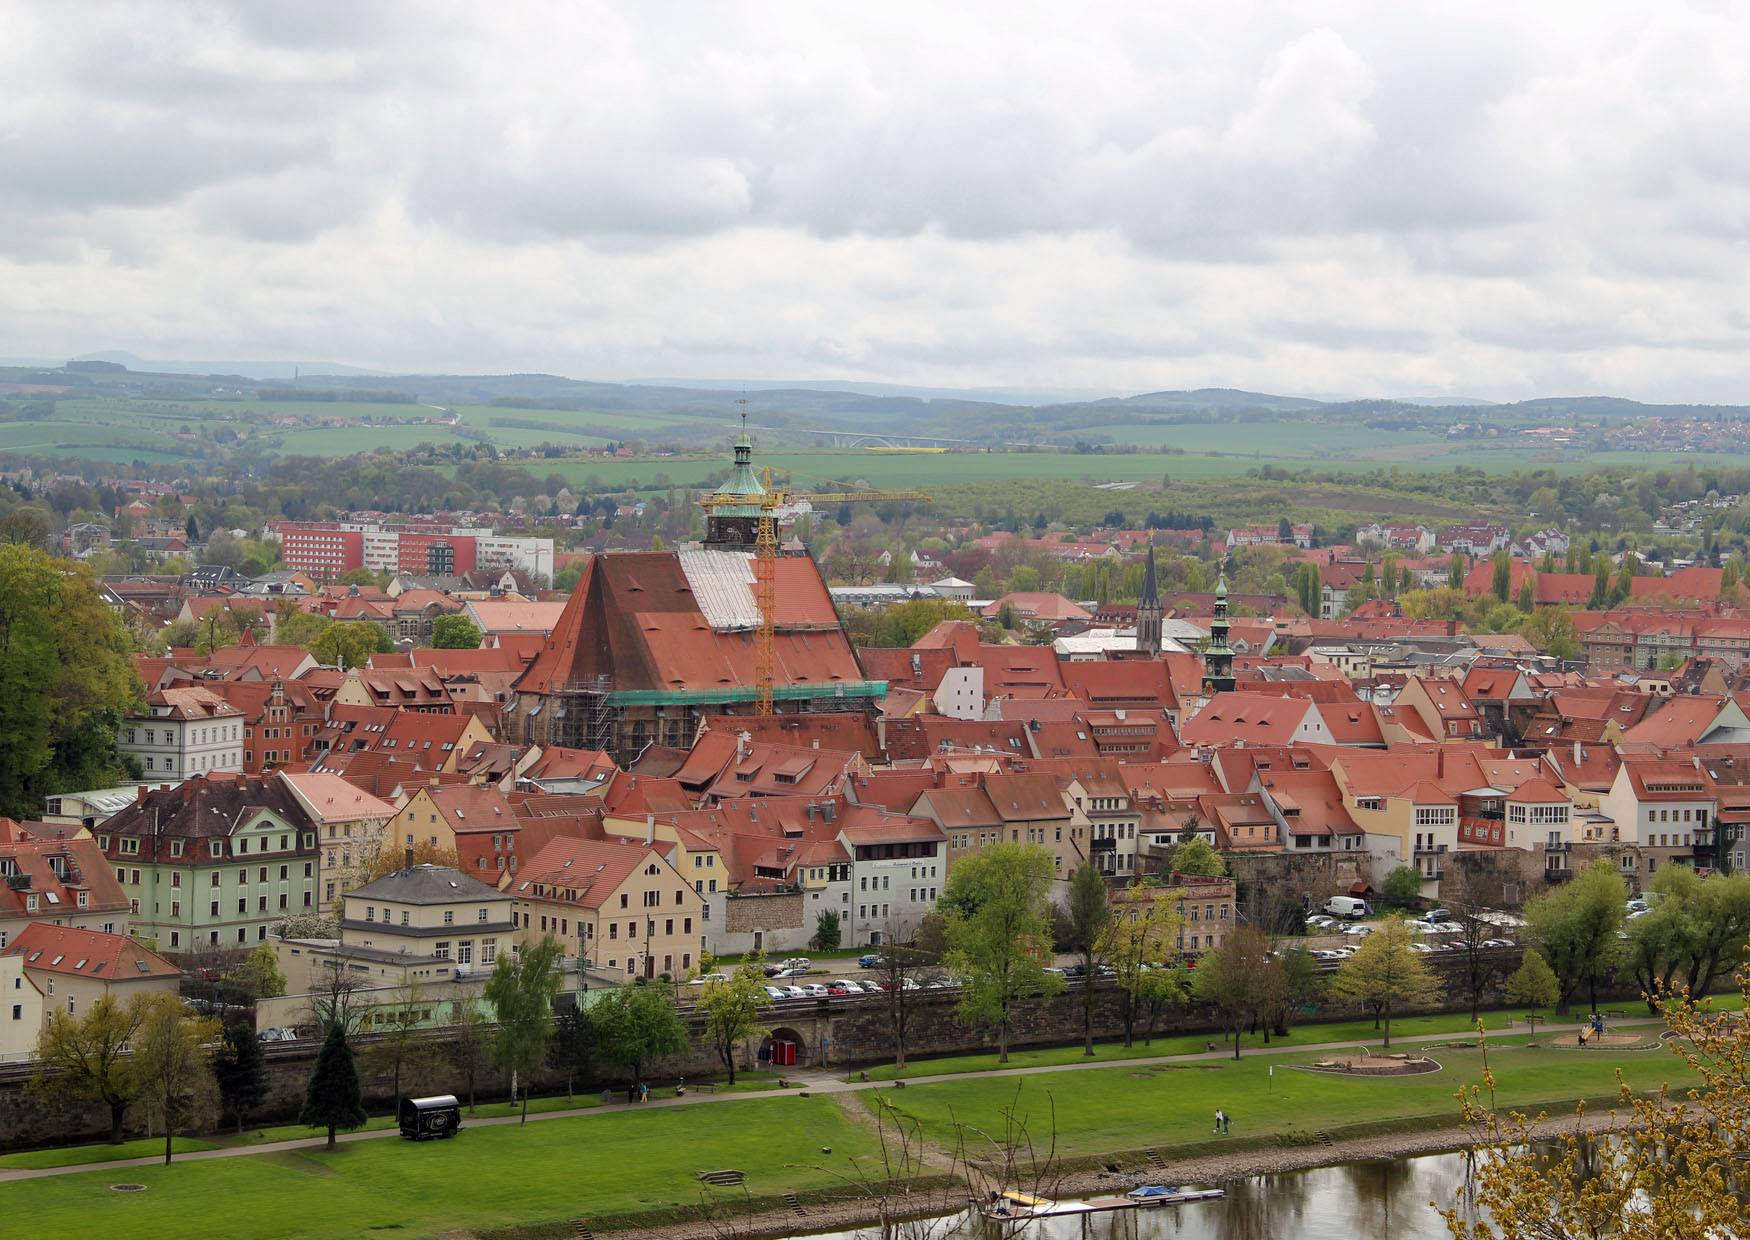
1;1033;1697;1239
7;1096;880;1240
873;1038;1690;1159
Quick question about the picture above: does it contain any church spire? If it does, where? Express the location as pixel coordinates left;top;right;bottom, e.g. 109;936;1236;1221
1135;545;1162;656
1202;565;1235;696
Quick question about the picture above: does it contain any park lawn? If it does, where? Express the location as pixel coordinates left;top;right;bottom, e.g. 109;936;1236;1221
867;1006;1568;1080
0;1135;219;1170
873;1040;1696;1159
5;1095;882;1239
217;1079;772;1145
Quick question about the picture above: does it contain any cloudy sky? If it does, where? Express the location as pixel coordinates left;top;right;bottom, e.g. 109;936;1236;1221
5;2;1750;401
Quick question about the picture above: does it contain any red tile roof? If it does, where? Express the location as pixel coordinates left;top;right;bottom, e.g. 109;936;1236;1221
4;924;178;981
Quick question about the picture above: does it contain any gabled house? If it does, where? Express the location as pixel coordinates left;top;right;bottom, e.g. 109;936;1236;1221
511;837;704;980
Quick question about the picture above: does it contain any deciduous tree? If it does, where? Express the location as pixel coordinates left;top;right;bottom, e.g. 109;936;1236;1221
942;844;1064;1063
310;619;392;670
1193;925;1278;1058
1503;949;1559;1040
1327;920;1442;1047
594;981;688;1091
1063;863;1111;1056
0;546;142;818
698;957;767;1086
364;983;434;1104
1381;865;1423;907
429;615;483;649
483;935;563;1123
236;943;287;1000
1525;859;1626;1013
32;993;147;1142
1444;965;1750;1238
1100;886;1185;1047
1166;837;1226;878
127;993;220;1165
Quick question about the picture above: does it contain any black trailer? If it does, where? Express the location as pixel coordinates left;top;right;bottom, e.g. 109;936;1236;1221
398;1094;462;1141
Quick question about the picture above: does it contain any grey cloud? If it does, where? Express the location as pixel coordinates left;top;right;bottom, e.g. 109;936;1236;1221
3;2;1750;400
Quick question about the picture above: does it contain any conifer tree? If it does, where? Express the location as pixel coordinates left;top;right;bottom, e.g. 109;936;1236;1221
301;1024;367;1150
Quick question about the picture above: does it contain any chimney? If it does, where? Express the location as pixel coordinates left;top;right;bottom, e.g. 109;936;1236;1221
403;847;414;871
1573;740;1583;768
645;813;655;845
823;800;837;823
136;785;149;804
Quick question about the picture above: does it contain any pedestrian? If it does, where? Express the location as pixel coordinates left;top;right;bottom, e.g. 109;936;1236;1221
1213;1108;1224;1135
1223;1111;1231;1135
1577;1026;1588;1047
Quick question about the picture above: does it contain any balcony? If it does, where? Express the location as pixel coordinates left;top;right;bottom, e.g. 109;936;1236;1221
1413;842;1449;856
1545;867;1574;882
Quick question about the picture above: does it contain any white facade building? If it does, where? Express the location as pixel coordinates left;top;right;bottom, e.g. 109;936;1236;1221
118;687;243;781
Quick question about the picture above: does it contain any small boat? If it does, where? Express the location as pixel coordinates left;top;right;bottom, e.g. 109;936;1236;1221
1126;1185;1226;1207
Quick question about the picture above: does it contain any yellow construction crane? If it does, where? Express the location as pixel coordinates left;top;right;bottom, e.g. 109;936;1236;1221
699;450;930;714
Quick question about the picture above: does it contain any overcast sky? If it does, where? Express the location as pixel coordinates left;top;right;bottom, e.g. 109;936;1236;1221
5;2;1750;401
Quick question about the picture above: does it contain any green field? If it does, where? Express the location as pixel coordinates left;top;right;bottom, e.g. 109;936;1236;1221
875;1037;1690;1159
5;1095;882;1239
9;396;1750;486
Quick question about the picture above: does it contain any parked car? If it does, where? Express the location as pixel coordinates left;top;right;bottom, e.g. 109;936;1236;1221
857;953;889;969
1409;942;1437;954
1306;914;1337;930
771;966;809;979
1324;896;1371;919
764;985;791;1000
1480;938;1514;949
778;985;808;999
800;982;831;998
1342;922;1376;937
686;972;730;987
257;1026;297;1043
1423;908;1452;923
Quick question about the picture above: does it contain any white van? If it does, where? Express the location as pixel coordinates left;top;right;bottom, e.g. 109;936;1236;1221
1324;896;1371;919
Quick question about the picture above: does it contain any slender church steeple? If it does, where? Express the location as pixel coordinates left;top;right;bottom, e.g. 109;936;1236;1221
703;405;769;549
1202;567;1236;696
1136;545;1162;656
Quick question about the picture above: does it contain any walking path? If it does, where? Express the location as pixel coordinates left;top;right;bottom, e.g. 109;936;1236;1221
0;1014;1667;1184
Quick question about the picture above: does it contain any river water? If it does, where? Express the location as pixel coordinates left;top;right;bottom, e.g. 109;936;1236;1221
797;1152;1475;1240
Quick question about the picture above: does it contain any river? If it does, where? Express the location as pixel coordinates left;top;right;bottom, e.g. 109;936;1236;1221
796;1151;1476;1240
